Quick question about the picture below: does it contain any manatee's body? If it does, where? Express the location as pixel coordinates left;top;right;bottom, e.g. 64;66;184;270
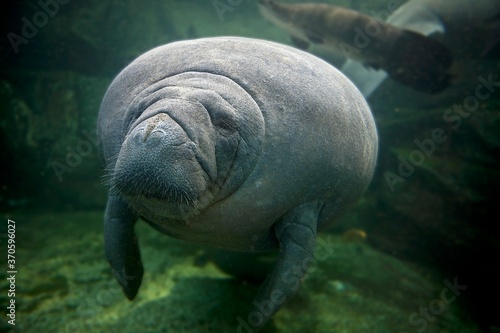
98;37;377;328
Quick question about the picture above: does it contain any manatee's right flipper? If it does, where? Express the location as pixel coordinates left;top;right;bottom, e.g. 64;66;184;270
248;202;322;330
104;194;143;300
384;29;452;94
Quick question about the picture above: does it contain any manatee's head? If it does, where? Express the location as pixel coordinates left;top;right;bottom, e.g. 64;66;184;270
108;73;265;221
113;109;212;220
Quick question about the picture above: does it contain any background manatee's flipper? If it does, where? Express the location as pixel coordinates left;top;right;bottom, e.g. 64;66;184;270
250;202;321;329
104;194;143;300
383;29;452;94
387;1;445;37
341;60;388;97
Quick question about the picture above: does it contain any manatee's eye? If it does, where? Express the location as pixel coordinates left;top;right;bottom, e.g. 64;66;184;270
213;117;237;136
201;99;238;136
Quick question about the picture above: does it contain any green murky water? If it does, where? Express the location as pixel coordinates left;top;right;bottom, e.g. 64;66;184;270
1;1;499;332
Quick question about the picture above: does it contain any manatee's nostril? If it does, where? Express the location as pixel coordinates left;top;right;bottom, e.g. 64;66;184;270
130;128;165;145
130;130;143;144
145;130;165;144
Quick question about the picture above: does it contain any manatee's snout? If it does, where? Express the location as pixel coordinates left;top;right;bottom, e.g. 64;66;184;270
113;113;211;219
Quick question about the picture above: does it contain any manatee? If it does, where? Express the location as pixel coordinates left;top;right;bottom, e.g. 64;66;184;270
258;0;453;94
97;36;378;328
340;0;500;97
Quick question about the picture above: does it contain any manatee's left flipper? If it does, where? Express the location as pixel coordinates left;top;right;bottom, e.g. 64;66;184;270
104;194;143;300
251;202;322;329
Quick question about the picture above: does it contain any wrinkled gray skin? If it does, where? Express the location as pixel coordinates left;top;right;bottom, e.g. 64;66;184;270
98;37;378;328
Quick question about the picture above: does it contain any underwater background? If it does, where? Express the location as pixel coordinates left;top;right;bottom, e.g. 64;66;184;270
1;0;499;332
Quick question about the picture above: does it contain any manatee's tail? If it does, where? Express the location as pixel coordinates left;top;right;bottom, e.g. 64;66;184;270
384;29;452;94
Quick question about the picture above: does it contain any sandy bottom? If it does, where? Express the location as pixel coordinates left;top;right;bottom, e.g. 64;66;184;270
2;211;477;333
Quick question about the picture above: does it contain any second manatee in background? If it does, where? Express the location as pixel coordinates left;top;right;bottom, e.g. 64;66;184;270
258;0;453;94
